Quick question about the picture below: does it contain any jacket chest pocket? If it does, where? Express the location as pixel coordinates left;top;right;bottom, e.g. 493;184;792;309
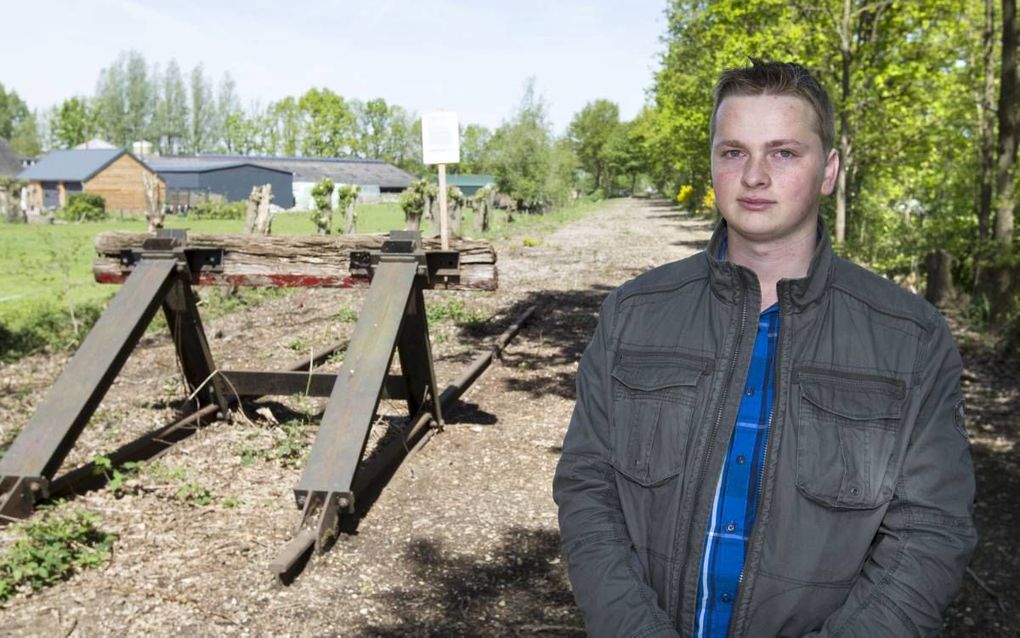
610;355;709;486
794;369;906;509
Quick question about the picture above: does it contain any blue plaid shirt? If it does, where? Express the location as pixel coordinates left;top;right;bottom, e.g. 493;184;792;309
693;301;780;638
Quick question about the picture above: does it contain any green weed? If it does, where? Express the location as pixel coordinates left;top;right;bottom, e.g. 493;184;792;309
0;507;116;602
238;418;312;468
426;298;486;325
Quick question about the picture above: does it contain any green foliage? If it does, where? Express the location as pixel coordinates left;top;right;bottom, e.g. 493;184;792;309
334;306;359;323
239;418;312;468
56;193;107;222
188;200;245;220
456;124;493;174
175;481;213;507
310;177;335;234
298;88;356;157
93;455;141;496
53;97;96;149
568;99;621;194
336;184;361;233
0;82;31;140
487;78;564;213
399;179;435;224
426;297;486;325
0;508;116;602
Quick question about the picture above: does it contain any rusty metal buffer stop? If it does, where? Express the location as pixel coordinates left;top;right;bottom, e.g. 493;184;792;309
0;228;534;581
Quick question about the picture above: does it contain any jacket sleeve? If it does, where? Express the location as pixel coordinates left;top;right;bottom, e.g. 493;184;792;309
552;294;680;638
809;315;978;637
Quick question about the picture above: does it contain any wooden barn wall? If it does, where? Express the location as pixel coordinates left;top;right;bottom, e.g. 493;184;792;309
84;154;164;211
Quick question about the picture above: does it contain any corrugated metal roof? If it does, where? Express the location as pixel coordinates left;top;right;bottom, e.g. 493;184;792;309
17;149;126;181
148;158;292;176
156;155;414;189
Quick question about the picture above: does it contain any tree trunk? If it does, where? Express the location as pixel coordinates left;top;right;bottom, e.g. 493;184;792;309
978;0;997;244
343;195;357;235
991;0;1019;321
926;250;955;307
141;172;164;233
835;0;853;245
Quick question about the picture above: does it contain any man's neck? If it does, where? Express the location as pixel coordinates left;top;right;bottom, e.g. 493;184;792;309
725;228;817;311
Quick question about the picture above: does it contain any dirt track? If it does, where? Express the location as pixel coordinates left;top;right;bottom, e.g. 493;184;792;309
0;198;1016;636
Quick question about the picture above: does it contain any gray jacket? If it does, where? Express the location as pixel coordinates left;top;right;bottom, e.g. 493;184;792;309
553;221;976;637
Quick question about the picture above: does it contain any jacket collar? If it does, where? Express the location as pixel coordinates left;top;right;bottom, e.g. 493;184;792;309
704;217;835;313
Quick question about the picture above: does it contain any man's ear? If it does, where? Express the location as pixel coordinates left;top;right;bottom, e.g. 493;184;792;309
821;148;839;196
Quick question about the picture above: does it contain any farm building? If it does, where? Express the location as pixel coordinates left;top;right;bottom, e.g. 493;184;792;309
17;148;164;212
147;158;295;210
155;155;415;208
0;138;21;178
435;174;495;197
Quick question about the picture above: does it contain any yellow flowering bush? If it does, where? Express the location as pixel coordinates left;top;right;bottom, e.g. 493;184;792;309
701;188;716;212
676;184;694;205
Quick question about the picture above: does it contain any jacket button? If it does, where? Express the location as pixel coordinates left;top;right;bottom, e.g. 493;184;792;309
725;522;736;533
849;486;861;496
721;593;733;603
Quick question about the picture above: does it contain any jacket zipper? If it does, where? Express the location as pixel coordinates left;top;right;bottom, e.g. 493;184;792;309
677;277;749;632
732;296;783;636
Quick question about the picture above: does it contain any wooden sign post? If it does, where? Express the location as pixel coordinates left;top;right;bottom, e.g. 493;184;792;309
421;111;460;250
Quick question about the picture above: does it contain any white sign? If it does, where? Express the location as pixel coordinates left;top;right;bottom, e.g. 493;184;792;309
421;110;460;165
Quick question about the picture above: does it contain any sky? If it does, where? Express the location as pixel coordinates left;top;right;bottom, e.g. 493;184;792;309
3;0;667;135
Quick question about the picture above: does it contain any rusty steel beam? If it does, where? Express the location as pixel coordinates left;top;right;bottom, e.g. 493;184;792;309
270;303;537;579
0;258;179;521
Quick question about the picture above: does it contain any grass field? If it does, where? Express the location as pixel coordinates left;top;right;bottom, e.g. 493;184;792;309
0;197;609;359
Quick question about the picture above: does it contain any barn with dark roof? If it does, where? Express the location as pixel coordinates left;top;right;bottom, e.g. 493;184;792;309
147;158;295;210
153;155;415;209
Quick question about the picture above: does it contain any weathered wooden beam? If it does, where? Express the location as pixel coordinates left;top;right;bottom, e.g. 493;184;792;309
93;231;498;290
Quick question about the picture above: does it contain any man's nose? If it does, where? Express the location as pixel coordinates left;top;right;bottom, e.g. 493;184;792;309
741;155;770;188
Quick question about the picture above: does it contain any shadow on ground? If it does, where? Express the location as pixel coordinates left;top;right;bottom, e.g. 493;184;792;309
365;527;583;637
453;287;615;402
942;339;1020;637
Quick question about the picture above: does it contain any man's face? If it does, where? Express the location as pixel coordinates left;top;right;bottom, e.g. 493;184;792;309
710;94;838;247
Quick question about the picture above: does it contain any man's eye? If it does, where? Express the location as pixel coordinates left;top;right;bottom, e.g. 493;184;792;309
775;149;796;159
721;149;742;158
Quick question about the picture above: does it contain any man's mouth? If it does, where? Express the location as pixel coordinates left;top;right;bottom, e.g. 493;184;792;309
737;197;775;210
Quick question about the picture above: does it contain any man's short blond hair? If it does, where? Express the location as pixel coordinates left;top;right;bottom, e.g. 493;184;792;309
710;59;836;154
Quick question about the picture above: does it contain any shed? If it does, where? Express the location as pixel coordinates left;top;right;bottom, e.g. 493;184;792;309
17;148;164;212
0;138;21;178
148;159;295;210
435;174;495;197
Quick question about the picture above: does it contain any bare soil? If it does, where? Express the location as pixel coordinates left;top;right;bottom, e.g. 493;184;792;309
0;198;1015;636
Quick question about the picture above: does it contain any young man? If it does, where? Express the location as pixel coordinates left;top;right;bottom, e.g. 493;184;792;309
553;61;976;637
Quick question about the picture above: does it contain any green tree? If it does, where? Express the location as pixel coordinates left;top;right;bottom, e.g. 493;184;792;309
52;97;95;149
457;124;492;174
270;96;301;156
152;60;188;154
568;99;621;193
10;111;41;157
352;97;391;159
187;64;215;153
487;78;556;212
298;88;355;157
0;83;30;141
